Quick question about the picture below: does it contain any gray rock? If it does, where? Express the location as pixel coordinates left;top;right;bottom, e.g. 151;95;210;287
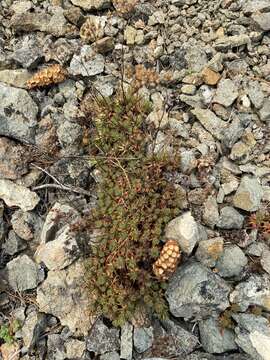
230;274;270;312
7;255;44;292
11;210;42;241
243;0;270;14
160;318;199;356
120;323;133;360
2;230;27;256
10;9;77;38
203;195;219;228
57;121;83;148
191;108;227;140
261;249;270;274
47;334;66;360
215;35;251;50
21;309;47;350
0;137;28;180
213;79;238;107
134;327;154;353
233;176;263;212
0;83;38;143
0;180;40;212
246;242;265;257
87;318;120;354
165;212;201;255
221;117;244;149
258;99;270;122
100;352;120;360
36;261;90;335
217;206;244;229
233;313;270;360
184;46;208;72
65;339;86;359
11;36;43;69
71;0;111;10
165;262;231;320
195;237;224;268
247;80;264;109
215;245;247;278
69;45;105;76
180;150;197;174
199;317;237;354
252;12;270;31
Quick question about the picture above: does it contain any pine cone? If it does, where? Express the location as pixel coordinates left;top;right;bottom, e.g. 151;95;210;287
27;64;68;89
153;240;181;281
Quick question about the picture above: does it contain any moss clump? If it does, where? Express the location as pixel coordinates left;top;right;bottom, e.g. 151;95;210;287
80;87;184;327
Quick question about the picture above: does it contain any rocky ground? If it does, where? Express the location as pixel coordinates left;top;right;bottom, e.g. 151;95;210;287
0;0;270;359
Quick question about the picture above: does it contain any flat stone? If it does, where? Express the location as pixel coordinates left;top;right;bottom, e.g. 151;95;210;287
165;212;201;255
7;255;43;292
120;323;133;360
87;318;120;354
134;327;154;353
69;45;105;76
100;352;120;360
215;35;251;50
258;98;270;122
36;261;90;336
247;80;264;109
11;210;42;241
0;69;32;88
166;262;231;320
243;0;270;14
217;206;244;229
35;225;80;270
233;176;263;212
261;249;270;274
202;195;219;228
2;230;27;256
191;108;227;140
0;83;38;143
184;46;208;72
195;237;224;268
71;0;111;10
215;245;247;278
213;79;238;107
199;317;237;354
0;138;28;180
0;180;40;211
201;67;221;85
230;274;270;312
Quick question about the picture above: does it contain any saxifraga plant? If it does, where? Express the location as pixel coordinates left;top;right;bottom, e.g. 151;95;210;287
79;86;185;327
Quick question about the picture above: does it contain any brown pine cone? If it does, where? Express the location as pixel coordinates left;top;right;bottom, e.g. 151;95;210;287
27;64;68;89
153;240;181;281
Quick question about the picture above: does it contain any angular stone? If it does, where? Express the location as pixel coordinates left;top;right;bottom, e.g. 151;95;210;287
0;69;32;89
35;225;80;270
233;176;263;212
2;230;27;256
69;45;105;76
36;261;90;335
259;98;270;122
7;255;43;292
247;80;264;109
199;317;237;354
203;195;219;228
0;180;40;211
166;262;231;320
0;138;28;180
215;35;251;50
165;212;201;255
120;323;133;360
230;274;270;312
213;79;238;107
11;210;42;241
71;0;110;10
0;83;38;143
243;0;270;14
195;237;224;268
87;318;120;354
201;67;221;85
184;46;208;72
215;245;247;278
65;339;86;359
261;249;270;274
134;327;154;353
217;206;244;229
191;108;227;140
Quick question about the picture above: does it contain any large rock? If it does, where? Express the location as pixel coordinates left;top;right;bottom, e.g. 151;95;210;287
215;245;247;278
0;69;32;89
0;83;38;143
165;262;231;320
86;318;120;354
165;212;201;255
233;313;270;360
71;0;111;10
0;138;28;180
217;206;244;229
69;45;105;76
7;255;44;292
0;180;40;211
199;317;237;354
230;274;270;312
195;237;224;268
252;12;270;31
233;176;263;212
36;261;90;335
243;0;270;14
213;79;238;107
191;108;227;140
